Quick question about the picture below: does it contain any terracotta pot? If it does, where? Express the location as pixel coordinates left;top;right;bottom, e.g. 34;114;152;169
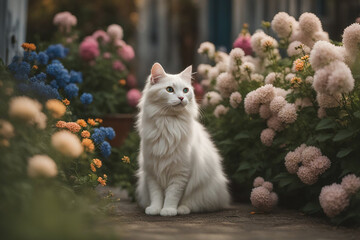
102;114;135;147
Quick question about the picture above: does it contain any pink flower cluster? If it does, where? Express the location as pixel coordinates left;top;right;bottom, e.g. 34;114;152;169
216;72;238;98
233;33;252;55
284;144;331;185
244;84;297;146
319;174;360;217
250;177;278;212
79;37;100;61
53;11;77;33
213;105;229;118
126;89;142;107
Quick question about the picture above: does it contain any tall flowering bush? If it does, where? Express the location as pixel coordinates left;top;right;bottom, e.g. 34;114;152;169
198;13;360;225
53;12;140;115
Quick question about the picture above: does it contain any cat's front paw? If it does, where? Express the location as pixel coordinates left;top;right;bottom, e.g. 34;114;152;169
160;207;177;216
177;205;191;215
145;206;161;215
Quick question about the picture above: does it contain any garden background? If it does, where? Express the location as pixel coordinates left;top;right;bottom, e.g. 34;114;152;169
1;0;360;239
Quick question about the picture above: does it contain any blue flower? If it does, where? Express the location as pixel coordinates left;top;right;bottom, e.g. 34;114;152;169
100;141;111;158
55;69;70;88
46;62;64;77
23;51;38;62
50;80;59;89
104;127;115;140
64;83;79;99
69;70;83;83
9;61;31;81
46;44;68;60
29;81;60;100
36;72;47;81
80;93;93;105
51;59;61;64
37;52;49;65
29;76;38;82
92;128;106;144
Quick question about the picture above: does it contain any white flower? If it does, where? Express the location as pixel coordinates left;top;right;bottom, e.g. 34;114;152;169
28;155;58;178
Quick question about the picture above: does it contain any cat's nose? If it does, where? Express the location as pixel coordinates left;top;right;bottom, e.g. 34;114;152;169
178;97;184;101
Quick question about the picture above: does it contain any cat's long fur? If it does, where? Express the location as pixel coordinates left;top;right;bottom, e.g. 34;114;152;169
136;63;230;216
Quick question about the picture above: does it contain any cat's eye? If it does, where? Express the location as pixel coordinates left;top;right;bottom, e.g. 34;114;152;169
166;86;174;93
183;88;189;93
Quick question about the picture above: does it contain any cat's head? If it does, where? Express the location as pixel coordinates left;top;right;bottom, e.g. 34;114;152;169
144;63;195;113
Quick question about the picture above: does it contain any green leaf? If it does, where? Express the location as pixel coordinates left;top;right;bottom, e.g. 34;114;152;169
315;118;336;131
315;133;333;142
301;202;321;214
336;147;353;158
236;162;251;172
234;132;250;140
333;129;354;142
278;178;293;187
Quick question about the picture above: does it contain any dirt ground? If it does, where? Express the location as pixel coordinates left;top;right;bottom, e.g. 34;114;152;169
97;187;360;240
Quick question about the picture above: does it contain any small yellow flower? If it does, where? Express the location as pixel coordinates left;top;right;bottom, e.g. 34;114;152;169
32;65;38;70
81;130;91;138
46;99;66;118
294;59;304;71
119;79;126;86
62;99;70;106
82;138;95;152
122;156;130;164
103;174;107;179
93;158;102;168
77;119;87;127
90;163;96;172
97;177;106;186
301;55;309;61
87;118;96;126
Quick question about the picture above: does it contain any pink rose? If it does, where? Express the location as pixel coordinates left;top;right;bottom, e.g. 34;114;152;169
79;37;100;61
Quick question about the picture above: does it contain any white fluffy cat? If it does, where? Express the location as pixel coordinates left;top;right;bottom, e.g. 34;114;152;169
136;63;230;216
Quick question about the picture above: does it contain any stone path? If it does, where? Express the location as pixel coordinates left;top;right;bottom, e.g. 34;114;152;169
98;187;360;240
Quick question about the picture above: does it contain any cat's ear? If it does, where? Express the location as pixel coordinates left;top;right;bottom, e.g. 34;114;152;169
180;65;192;83
150;63;166;85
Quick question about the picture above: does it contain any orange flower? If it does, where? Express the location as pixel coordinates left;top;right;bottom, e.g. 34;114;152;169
95;118;103;123
90;163;96;172
103;174;107;179
65;122;81;133
291;77;302;85
87;118;96;126
301;55;309;61
21;42;36;51
82;138;95;152
294;59;304;71
81;130;90;138
97;177;106;186
56;120;67;128
46;99;66;118
77;119;87;127
122;156;130;164
119;79;126;86
32;65;38;70
62;99;70;106
93;158;102;168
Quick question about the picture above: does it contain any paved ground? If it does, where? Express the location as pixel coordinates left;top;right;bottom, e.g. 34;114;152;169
98;187;360;240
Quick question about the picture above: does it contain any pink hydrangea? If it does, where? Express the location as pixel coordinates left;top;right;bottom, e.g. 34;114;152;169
309;41;344;71
229;91;242;108
319;183;350;217
266;116;284;132
270;96;287;114
342;23;360;54
284;151;302;174
277;103;297;124
271;12;296;38
127;74;137;88
297;166;318;185
326;62;354;95
216;72;238;98
299;12;322;34
301;146;322;166
309;156;331;175
103;52;111;59
244;91;260;115
253;176;265;187
233;34;252;55
53;11;77;33
107;24;123;40
213;105;229;118
127;89;141;107
262;181;273;192
316;93;341;108
79;37;100;61
256;85;275;104
260;128;276;147
250;186;278;212
112;60;125;71
118;44;135;61
202;91;222;106
341;174;360;196
259;104;272;119
92;30;110;44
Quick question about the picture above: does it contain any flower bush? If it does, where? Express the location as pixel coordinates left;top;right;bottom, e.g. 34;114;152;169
198;13;360;225
53;12;140;116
